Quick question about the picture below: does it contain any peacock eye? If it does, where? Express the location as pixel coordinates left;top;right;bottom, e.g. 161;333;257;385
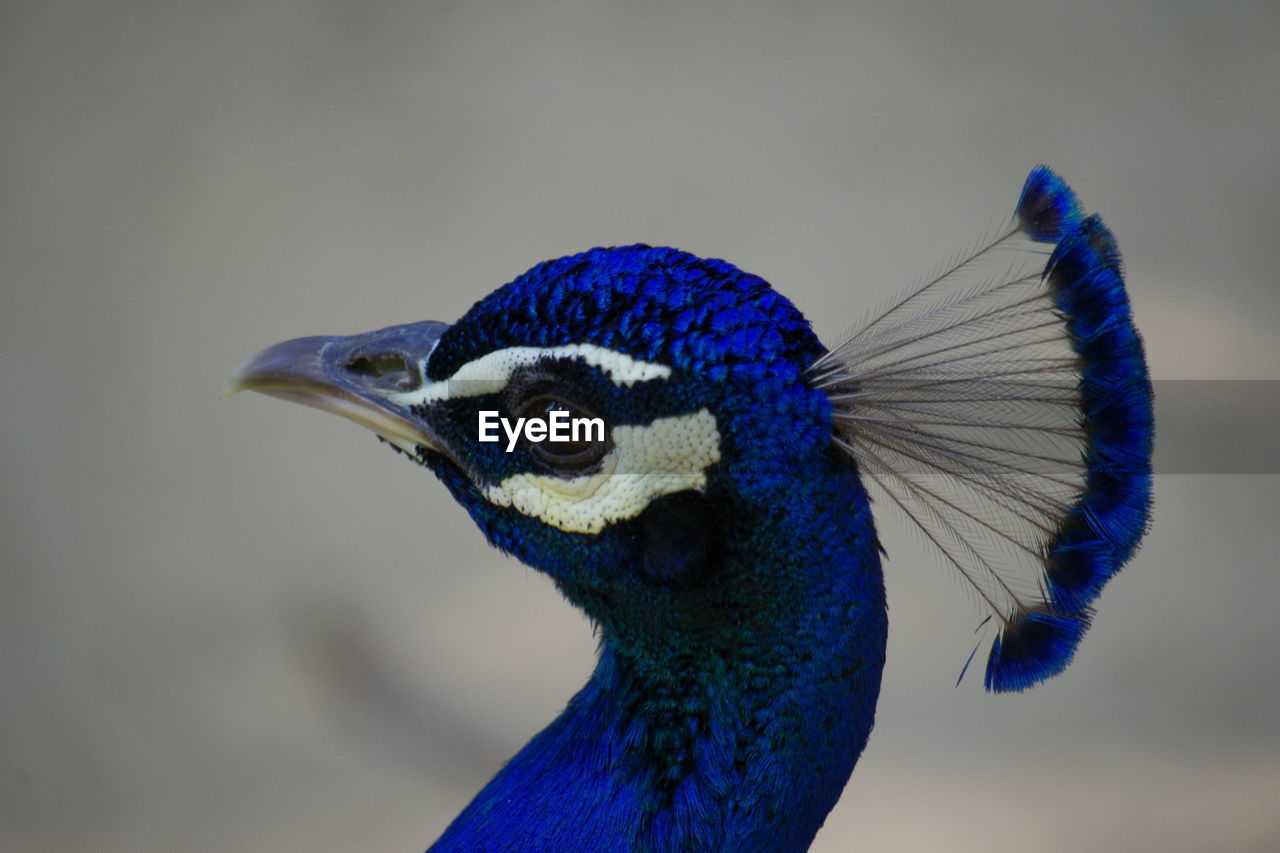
513;393;611;472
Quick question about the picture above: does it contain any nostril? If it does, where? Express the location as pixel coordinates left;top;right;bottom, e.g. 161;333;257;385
346;352;420;391
347;353;405;377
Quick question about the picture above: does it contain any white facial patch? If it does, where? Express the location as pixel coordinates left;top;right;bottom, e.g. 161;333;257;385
392;343;672;407
481;408;721;535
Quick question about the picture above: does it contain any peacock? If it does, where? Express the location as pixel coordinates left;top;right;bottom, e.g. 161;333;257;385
231;166;1152;852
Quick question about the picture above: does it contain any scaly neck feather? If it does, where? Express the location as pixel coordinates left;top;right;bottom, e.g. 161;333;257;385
430;450;886;853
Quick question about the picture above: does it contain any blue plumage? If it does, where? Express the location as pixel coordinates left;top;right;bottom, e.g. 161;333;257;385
984;170;1153;691
416;245;884;849
1017;163;1084;241
231;166;1152;850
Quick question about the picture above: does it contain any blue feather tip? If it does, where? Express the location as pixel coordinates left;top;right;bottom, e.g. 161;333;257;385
1016;165;1083;242
984;608;1094;692
985;167;1153;693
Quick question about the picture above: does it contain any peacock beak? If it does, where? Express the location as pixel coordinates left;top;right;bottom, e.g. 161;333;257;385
228;320;451;458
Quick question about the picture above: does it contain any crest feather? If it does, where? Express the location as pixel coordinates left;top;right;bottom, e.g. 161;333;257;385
811;166;1153;692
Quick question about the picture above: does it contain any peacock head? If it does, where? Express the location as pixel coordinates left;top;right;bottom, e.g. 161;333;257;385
231;245;842;637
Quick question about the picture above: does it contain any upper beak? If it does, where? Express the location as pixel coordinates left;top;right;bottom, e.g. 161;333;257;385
228;320;450;458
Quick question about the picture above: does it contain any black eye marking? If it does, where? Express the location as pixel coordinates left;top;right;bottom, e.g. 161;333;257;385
513;393;611;472
503;364;612;474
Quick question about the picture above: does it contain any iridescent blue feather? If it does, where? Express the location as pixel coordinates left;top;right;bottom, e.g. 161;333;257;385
811;165;1153;693
991;171;1154;691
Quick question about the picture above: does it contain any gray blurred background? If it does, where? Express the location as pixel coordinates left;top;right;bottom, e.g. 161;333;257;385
3;2;1278;851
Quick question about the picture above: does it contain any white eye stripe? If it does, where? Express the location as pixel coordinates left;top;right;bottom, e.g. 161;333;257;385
391;344;672;407
480;408;721;535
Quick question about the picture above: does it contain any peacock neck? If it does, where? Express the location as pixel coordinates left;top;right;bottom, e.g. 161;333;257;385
430;451;886;852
